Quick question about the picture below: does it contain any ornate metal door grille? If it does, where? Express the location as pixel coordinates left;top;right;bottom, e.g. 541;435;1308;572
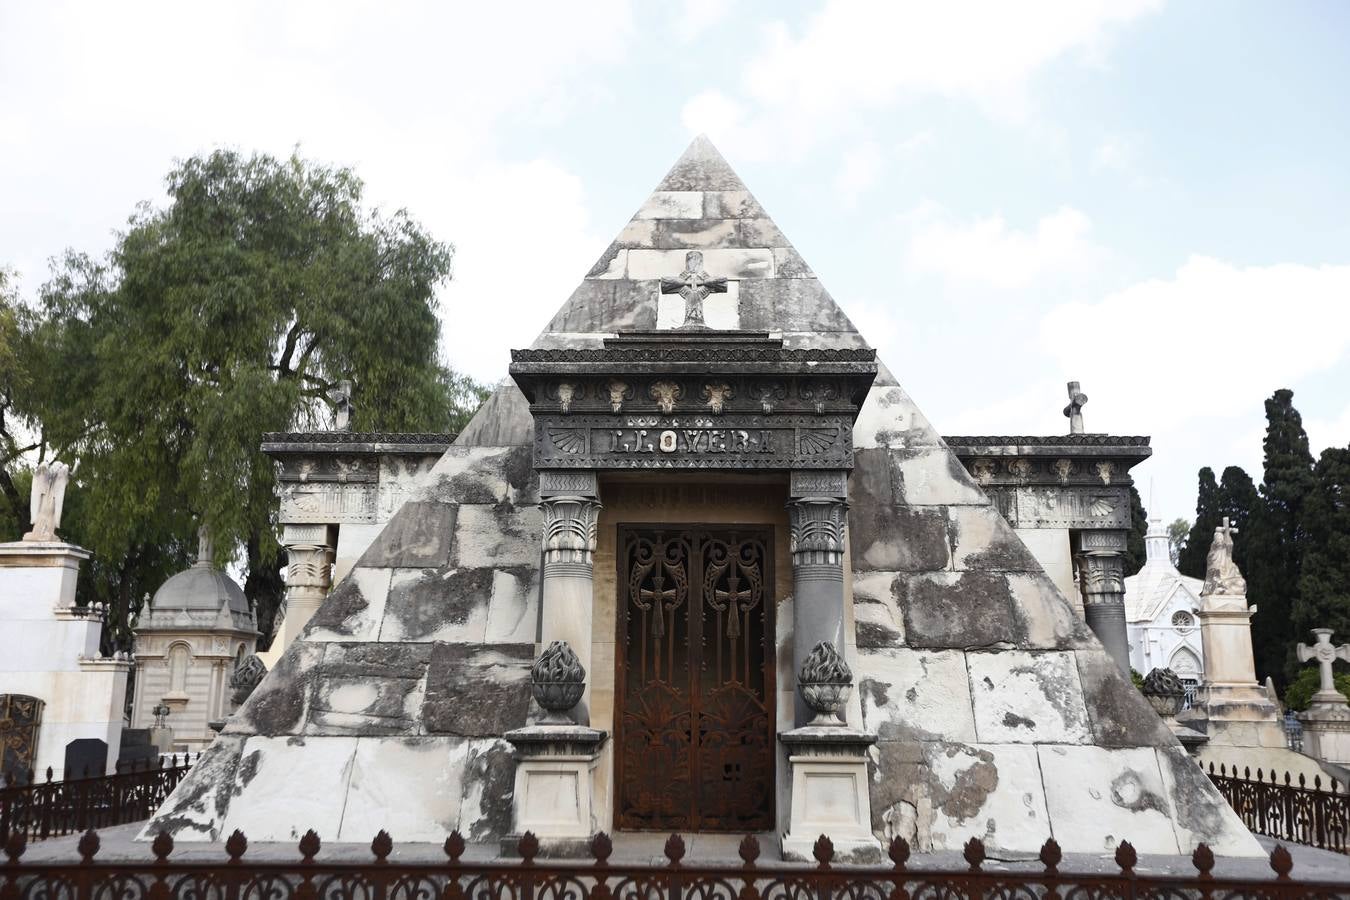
615;527;774;832
0;694;44;779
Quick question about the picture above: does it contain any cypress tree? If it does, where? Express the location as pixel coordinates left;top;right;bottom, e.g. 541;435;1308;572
1178;467;1220;579
1124;485;1148;575
1247;389;1316;685
1294;446;1350;643
1217;466;1258;577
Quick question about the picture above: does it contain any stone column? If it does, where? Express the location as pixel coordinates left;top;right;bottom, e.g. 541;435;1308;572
787;471;849;728
276;523;336;651
1073;530;1131;674
538;471;602;725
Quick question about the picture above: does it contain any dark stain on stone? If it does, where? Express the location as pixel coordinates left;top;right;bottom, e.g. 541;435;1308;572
1074;650;1171;747
241;644;319;735
304;579;367;636
385;567;494;640
356;502;456;568
423;643;533;736
960;513;1040;572
464;741;517;841
444;473;499;505
983;676;994;689
905;687;918;702
855;619;902;649
235;748;261;791
320;643;431;679
936;745;998;823
861;678;891;709
1157;747;1228;839
1002;712;1036;730
147;736;244;837
1109;769;1169;817
500;446;537;496
896;572;1022;649
850;502;950;572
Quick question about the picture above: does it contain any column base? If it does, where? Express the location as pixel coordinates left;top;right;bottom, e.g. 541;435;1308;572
779;727;882;864
504;725;607;844
1300;701;1350;767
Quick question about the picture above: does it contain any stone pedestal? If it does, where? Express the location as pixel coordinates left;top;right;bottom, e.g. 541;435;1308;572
780;727;881;863
0;541;128;778
503;725;606;851
539;472;602;725
1181;595;1284;747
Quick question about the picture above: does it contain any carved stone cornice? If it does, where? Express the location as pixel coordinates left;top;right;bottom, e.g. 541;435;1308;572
260;432;456;454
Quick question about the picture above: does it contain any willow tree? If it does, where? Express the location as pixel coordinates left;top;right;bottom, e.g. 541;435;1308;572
29;150;481;646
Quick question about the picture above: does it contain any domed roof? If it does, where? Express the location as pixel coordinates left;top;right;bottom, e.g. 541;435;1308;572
150;563;250;615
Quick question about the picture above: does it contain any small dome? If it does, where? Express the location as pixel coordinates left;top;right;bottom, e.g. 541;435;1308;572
150;564;249;616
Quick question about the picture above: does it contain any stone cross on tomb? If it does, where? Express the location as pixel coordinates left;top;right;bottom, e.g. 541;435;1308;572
1296;629;1350;702
661;250;727;329
1063;381;1088;434
327;379;354;431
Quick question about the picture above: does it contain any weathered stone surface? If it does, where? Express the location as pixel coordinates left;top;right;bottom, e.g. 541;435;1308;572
381;566;494;642
1006;574;1096;650
1037;745;1180;854
895;572;1020;649
304;567;391;641
946;506;1040;572
891;449;989;506
851;571;906;648
310;675;421;734
627;247;773;280
454;505;541;567
458;738;518;842
422;643;533;736
703;190;765;219
738;217;789;247
543;280;658;334
968;651;1092;744
454;383;534;448
337;737;467;841
586;243;625;279
635;190;704;219
926;743;1049;854
318;641;431;679
356;501;456;568
220;736;358;841
425;446;522;506
738;279;856;332
857;647;976;742
852;386;944;450
773;247;813;278
227;641;322;736
637;218;740;250
485;566;540;642
848;501;950;573
657;136;749;191
1074;648;1173;747
138;735;245;841
1156;746;1263;855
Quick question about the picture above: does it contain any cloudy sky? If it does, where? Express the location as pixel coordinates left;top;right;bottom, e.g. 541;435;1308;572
3;0;1348;522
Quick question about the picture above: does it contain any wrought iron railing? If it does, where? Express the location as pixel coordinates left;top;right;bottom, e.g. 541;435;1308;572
0;755;196;842
1206;762;1347;854
0;828;1344;900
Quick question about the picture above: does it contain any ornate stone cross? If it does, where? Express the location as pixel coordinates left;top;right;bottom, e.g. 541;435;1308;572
660;250;727;329
1063;381;1088;434
1296;629;1350;704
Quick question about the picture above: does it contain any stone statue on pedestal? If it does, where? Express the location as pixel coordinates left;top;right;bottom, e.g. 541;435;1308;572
326;380;354;431
1201;517;1246;597
24;461;70;542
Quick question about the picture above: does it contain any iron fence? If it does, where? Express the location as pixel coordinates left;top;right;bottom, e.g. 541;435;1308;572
0;828;1344;900
0;755;196;842
1205;762;1347;854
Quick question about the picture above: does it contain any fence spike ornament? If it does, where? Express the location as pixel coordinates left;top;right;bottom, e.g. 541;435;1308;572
591;831;613;864
371;830;393;863
1039;837;1062;876
738;834;760;867
76;829;99;863
812;834;833;868
887;836;910;871
664;833;686;866
962;837;985;872
1270;844;1294;880
1114;840;1137;874
443;831;465;862
150;831;173;863
224;829;247;863
299;829;321;862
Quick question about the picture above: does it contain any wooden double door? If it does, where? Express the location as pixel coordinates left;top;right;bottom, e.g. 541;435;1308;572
615;526;775;832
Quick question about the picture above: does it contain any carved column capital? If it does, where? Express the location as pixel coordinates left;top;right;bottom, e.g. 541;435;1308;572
1072;529;1130;673
540;494;602;578
786;497;848;572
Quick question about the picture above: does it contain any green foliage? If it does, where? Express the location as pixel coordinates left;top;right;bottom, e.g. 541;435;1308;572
1124;485;1148;576
0;269;40;538
26;149;480;648
1167;517;1190;567
1178;468;1219;579
1295;446;1350;643
1130;668;1145;690
1282;664;1350;712
1178;466;1256;580
1247;389;1317;685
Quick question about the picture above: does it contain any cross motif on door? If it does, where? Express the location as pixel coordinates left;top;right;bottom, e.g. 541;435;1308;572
639;572;680;637
714;574;755;639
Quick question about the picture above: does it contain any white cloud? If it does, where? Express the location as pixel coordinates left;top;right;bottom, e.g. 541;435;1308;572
904;206;1104;288
1092;135;1137;172
686;0;1161;158
675;0;737;41
833;141;884;207
1040;256;1350;433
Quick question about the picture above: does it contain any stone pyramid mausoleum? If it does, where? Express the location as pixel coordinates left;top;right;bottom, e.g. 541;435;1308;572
146;137;1259;858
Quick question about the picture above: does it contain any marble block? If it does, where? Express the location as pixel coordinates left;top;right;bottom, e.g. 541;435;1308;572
504;726;606;841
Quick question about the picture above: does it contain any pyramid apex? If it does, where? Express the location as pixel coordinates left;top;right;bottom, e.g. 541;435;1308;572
656;133;749;191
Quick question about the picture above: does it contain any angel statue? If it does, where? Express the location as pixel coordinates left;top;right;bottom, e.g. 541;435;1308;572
1201;517;1247;597
24;461;70;542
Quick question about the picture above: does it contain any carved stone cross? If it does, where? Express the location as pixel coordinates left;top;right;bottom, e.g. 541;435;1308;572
660;250;727;329
1063;381;1088;434
1296;629;1350;702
